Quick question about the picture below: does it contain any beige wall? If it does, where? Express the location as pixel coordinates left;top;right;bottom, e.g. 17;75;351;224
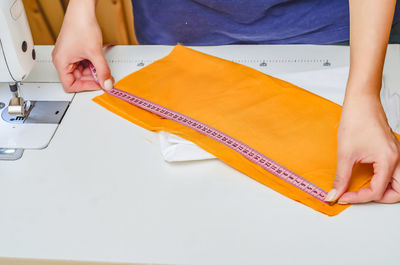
22;0;138;45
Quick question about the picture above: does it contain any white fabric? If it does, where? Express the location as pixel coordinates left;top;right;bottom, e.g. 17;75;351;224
159;131;216;162
158;67;399;162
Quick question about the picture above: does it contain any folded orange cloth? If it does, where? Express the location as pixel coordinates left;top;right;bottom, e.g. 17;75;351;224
93;45;399;216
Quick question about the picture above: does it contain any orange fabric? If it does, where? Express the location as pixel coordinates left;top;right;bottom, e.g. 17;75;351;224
93;45;400;216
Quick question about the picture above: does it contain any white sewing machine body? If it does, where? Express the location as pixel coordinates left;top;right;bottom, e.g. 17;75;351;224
0;0;71;160
0;0;34;82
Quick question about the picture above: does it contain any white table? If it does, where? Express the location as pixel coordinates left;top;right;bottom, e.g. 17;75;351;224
1;45;400;265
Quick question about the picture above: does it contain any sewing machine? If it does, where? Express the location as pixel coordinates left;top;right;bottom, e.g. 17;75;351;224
0;0;71;160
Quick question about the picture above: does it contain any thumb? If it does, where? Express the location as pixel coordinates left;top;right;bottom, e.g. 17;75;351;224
325;154;355;203
89;52;113;91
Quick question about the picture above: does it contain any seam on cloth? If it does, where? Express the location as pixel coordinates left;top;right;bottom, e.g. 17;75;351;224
93;93;369;216
94;94;354;216
92;45;398;216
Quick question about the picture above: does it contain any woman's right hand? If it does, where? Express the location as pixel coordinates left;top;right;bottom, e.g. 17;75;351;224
52;0;114;93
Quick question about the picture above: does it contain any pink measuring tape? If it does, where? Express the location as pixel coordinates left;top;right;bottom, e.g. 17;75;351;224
89;63;329;203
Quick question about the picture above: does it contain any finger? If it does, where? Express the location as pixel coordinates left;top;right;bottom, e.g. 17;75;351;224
325;154;355;202
53;58;76;92
63;67;99;92
68;79;100;93
376;166;400;203
339;160;392;204
82;65;94;76
73;68;82;79
88;50;113;91
75;67;97;81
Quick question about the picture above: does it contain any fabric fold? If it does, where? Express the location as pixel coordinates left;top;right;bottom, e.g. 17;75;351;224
93;45;400;216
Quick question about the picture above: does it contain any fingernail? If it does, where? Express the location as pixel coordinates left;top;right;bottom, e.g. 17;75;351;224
104;79;113;91
325;189;337;202
338;200;349;205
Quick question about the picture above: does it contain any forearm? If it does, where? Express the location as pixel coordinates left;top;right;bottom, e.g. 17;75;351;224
53;0;111;92
346;0;396;99
66;0;98;20
69;0;97;6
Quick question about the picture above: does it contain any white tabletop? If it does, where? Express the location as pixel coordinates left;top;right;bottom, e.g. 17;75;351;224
1;45;400;265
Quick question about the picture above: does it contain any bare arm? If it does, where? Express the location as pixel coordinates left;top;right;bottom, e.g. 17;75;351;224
347;0;395;96
326;0;400;204
52;0;114;92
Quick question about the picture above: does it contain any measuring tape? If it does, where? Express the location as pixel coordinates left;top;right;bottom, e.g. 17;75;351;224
89;63;329;203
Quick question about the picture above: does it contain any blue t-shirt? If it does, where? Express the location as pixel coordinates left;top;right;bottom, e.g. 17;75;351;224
131;0;400;45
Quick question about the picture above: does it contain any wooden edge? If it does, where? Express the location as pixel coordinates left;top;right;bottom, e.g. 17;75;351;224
122;0;138;45
22;0;55;44
36;0;65;40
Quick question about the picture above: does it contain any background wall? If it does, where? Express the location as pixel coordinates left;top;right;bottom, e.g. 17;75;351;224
22;0;138;45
